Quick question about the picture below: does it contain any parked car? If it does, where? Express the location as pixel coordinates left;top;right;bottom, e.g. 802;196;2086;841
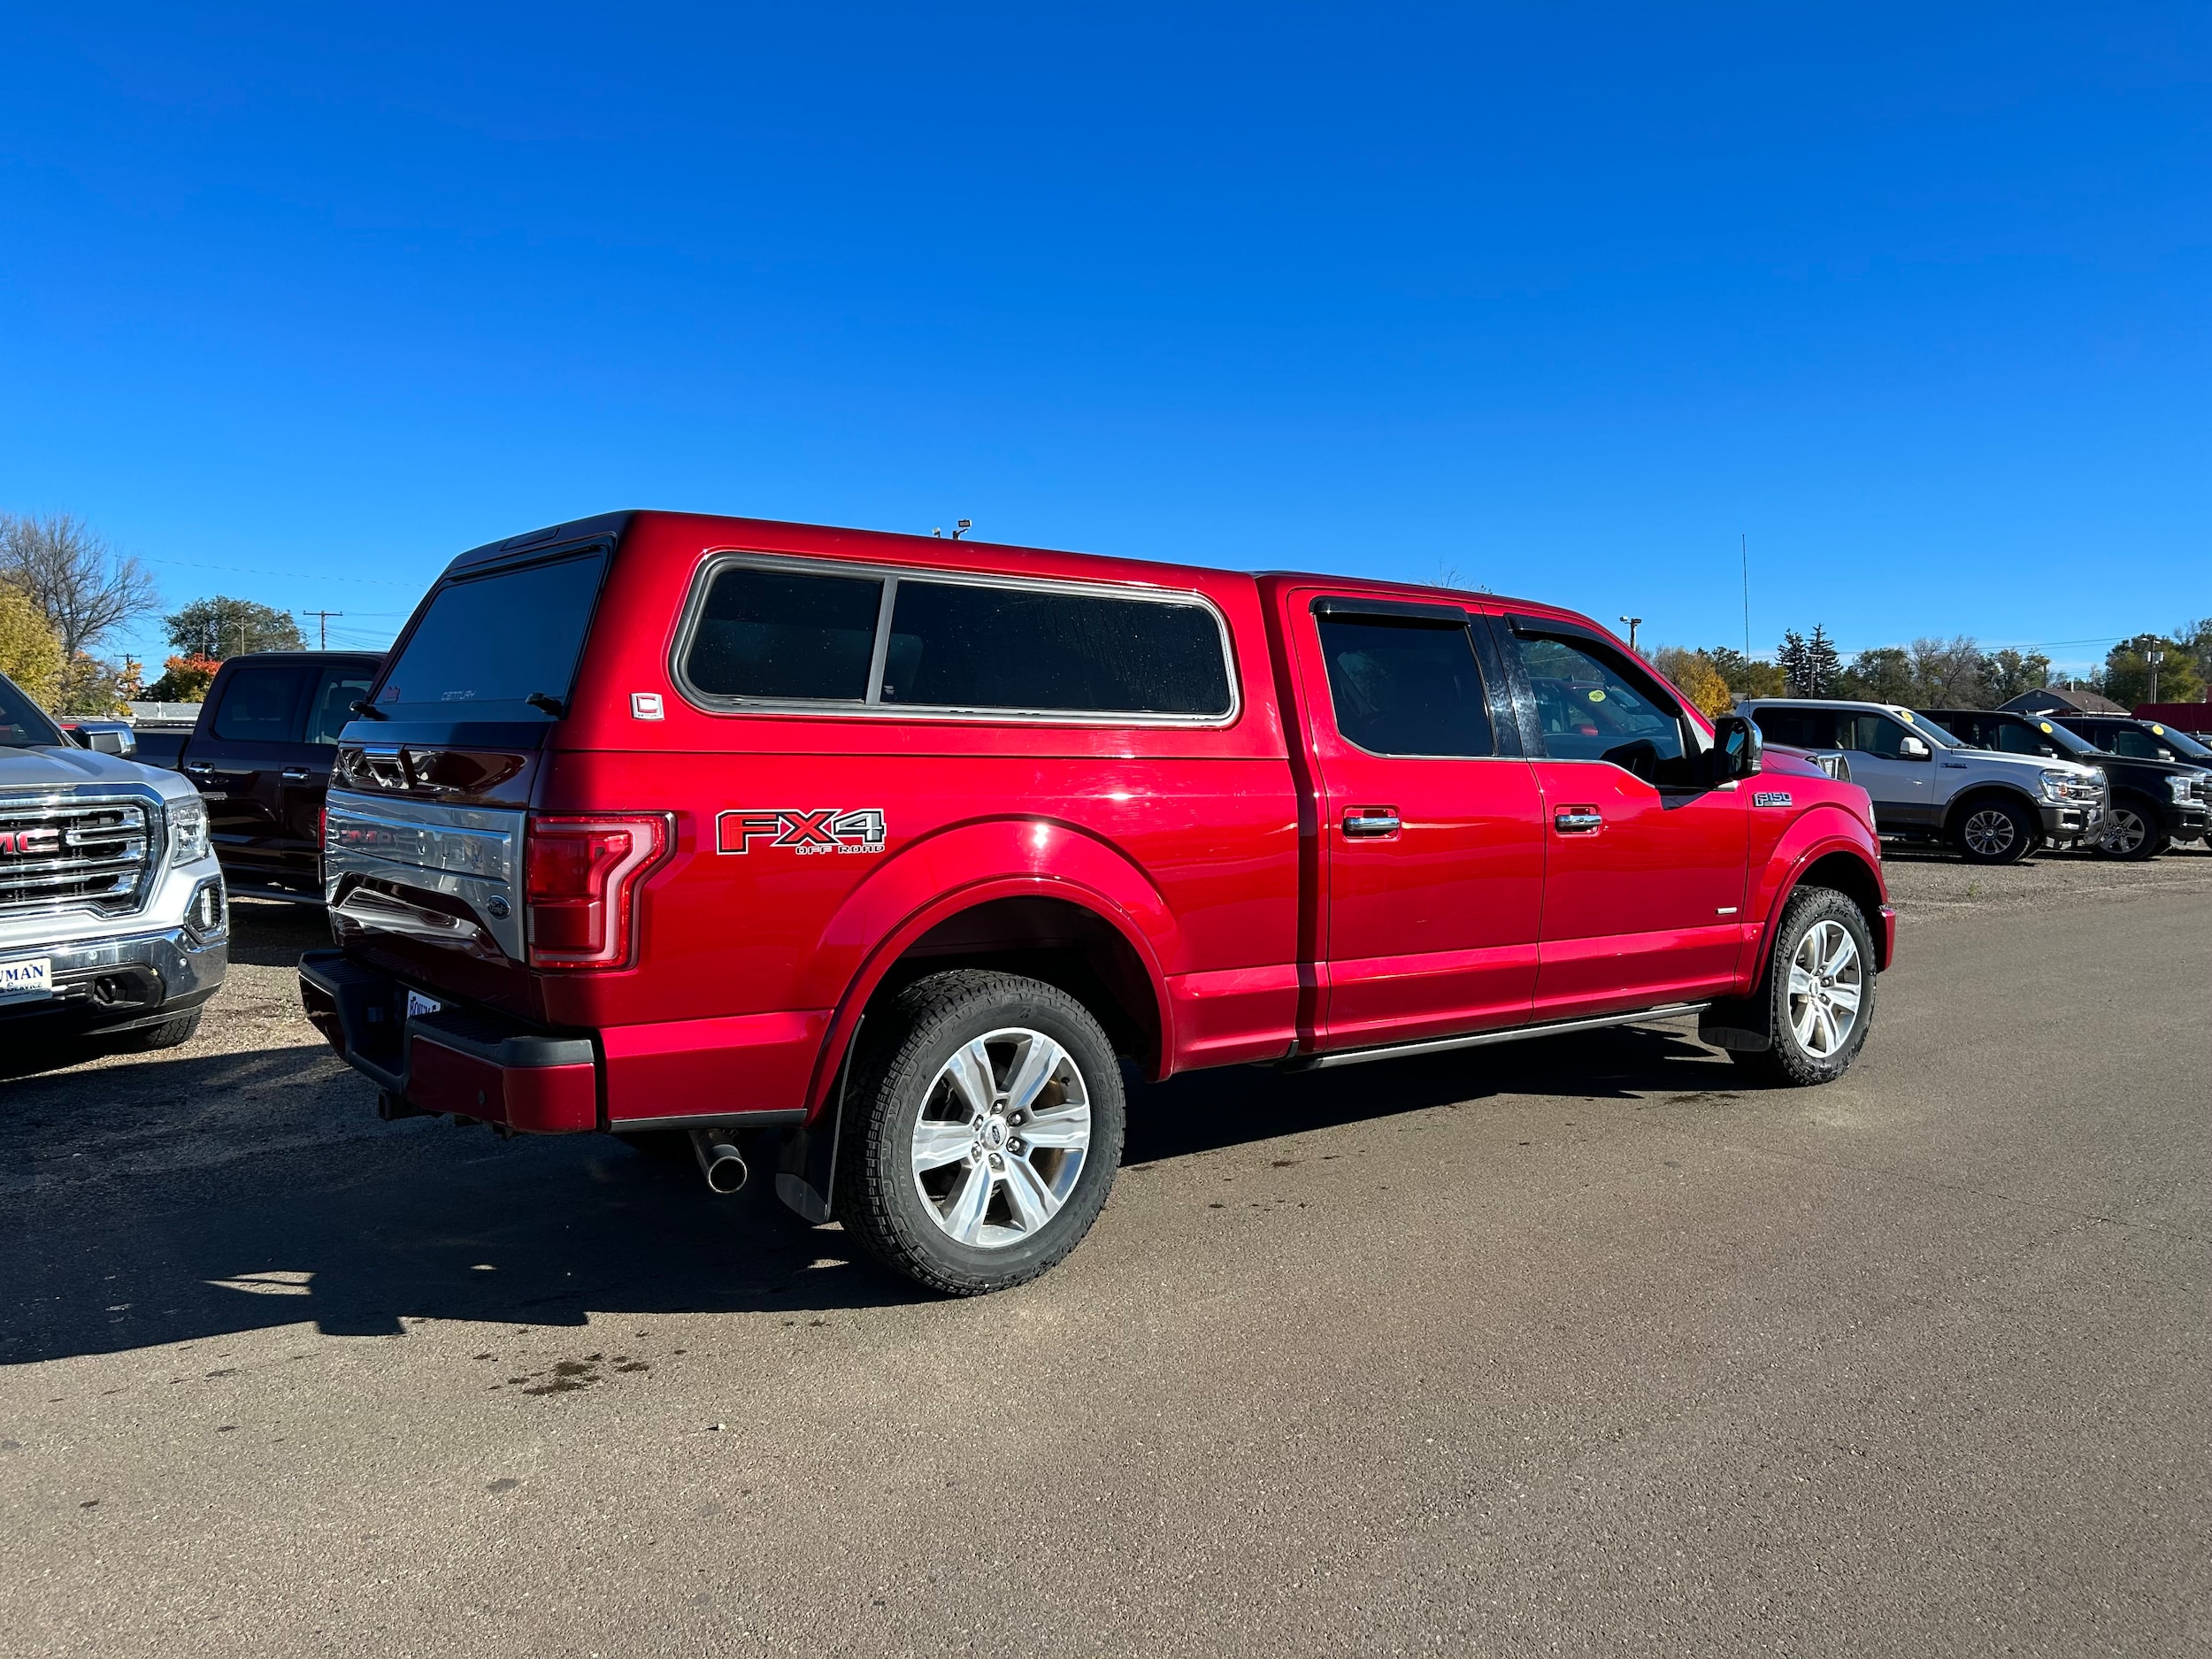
1735;697;2106;865
1919;708;2210;859
297;511;1894;1295
136;651;382;903
0;671;228;1052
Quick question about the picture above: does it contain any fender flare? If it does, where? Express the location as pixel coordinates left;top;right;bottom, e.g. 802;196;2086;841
797;816;1180;1114
1743;806;1890;990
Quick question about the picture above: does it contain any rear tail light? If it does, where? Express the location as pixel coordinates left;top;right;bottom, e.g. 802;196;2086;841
524;814;671;969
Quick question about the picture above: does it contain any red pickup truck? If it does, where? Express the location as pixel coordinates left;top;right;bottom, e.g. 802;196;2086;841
300;511;1893;1294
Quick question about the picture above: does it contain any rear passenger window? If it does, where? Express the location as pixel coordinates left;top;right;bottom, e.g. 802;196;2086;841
306;668;377;746
1840;714;1913;757
684;567;884;703
1993;721;2047;757
1317;617;1494;757
881;581;1230;716
1747;706;1835;749
211;665;311;742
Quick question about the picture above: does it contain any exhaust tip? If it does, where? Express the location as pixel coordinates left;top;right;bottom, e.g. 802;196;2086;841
690;1128;749;1195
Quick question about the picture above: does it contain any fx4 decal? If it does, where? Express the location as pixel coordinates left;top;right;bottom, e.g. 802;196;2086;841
718;808;888;856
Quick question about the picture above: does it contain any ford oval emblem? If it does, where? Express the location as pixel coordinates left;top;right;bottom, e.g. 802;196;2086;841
486;895;511;918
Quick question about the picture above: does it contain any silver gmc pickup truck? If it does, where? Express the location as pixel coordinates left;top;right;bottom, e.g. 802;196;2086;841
1;672;228;1053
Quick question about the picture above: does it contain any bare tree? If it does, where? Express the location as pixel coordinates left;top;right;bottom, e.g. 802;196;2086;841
0;512;160;658
1908;634;1986;707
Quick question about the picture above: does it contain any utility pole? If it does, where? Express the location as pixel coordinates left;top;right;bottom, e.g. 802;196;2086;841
2147;645;2164;702
299;609;343;650
1618;615;1643;654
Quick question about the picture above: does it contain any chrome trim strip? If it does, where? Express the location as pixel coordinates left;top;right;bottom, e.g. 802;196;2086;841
1291;1002;1711;1071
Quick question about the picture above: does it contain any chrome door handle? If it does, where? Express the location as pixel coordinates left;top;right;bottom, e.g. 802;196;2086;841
282;768;312;781
1342;809;1402;838
1554;809;1603;833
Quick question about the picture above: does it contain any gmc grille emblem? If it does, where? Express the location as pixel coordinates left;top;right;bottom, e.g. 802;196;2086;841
0;827;62;856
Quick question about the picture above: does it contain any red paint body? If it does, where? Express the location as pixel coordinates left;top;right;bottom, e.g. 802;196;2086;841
301;511;1892;1132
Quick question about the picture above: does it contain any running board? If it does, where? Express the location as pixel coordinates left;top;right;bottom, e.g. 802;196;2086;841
1282;1002;1710;1071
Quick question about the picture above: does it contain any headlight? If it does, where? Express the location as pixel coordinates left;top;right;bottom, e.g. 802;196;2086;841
169;794;211;863
2039;770;2075;802
2173;772;2208;804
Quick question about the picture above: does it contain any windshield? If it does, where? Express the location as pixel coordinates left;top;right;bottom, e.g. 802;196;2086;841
375;549;607;718
0;672;66;748
2153;724;2212;762
2024;718;2099;757
1895;708;1963;748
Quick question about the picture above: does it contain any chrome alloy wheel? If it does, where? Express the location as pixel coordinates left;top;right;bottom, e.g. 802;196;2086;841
1961;807;2019;858
1786;918;1863;1061
2103;807;2147;856
910;1027;1093;1249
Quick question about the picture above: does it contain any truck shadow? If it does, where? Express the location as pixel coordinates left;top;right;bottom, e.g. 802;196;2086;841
1;1025;1738;1368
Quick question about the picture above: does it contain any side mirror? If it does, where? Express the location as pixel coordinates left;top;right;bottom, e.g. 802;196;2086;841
1709;714;1762;783
1899;734;1932;760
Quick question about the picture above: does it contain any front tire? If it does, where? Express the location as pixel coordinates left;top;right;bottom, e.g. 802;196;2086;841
835;971;1125;1296
2093;795;2168;861
1727;887;1876;1087
106;1009;203;1052
1952;795;2036;865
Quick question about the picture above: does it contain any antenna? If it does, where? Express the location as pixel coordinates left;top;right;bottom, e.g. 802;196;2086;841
1740;534;1751;660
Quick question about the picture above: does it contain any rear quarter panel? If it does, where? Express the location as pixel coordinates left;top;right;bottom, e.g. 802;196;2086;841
538;514;1302;1114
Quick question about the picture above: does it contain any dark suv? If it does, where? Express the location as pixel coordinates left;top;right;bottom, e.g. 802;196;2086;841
1922;709;2210;859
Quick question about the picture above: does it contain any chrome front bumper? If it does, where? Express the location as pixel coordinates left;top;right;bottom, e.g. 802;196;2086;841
0;909;229;1035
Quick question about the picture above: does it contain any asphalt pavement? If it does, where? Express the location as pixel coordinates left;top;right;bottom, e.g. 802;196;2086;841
3;853;2208;1657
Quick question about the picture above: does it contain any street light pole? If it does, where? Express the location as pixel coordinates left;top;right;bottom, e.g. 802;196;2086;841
1619;615;1643;655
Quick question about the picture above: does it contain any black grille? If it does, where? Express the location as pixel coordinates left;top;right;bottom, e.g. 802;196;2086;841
0;795;158;918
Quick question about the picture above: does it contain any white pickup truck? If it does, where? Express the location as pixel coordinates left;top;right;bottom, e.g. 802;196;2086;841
1;672;229;1053
1738;697;2108;864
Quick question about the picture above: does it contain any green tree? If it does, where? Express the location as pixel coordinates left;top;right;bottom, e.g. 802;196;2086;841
2104;634;2204;706
1840;646;1913;703
1978;648;2054;705
1708;646;1786;697
165;595;304;659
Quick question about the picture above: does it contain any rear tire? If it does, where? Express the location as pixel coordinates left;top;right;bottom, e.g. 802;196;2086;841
106;1009;203;1052
1952;795;2036;865
1726;887;1876;1087
834;970;1125;1296
2093;795;2168;861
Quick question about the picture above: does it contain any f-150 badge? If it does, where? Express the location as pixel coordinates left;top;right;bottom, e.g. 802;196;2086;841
1753;791;1793;809
718;808;887;855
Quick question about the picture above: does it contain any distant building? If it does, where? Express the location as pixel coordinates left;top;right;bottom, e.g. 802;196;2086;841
2132;702;2212;736
2001;685;2127;717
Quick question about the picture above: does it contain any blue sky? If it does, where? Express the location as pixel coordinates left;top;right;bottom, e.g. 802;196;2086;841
3;4;2205;676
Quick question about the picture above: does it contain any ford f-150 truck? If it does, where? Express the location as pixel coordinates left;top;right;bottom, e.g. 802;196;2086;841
299;511;1895;1294
135;650;383;902
2;672;229;1052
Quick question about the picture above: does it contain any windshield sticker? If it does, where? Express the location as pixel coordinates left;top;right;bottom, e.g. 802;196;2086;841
2039;721;2053;733
1753;790;1793;809
2152;724;2166;734
1900;709;1915;722
718;808;887;856
1587;688;1607;702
